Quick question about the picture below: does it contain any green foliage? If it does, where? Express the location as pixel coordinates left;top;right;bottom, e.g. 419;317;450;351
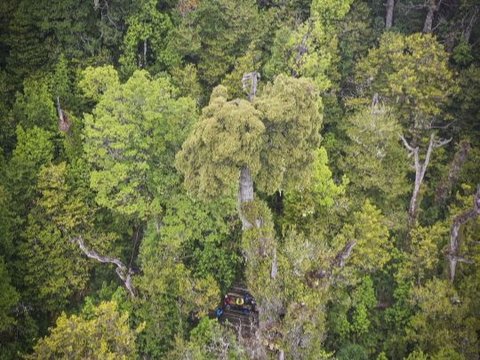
337;1;377;85
178;75;322;199
405;349;428;360
6;126;54;219
84;69;197;217
19;163;90;312
255;75;323;193
335;200;392;275
327;277;377;355
407;279;479;358
27;301;138;359
169;0;260;87
283;147;348;235
0;257;19;332
355;32;457;128
159;194;240;289
265;0;353;89
257;228;333;358
170;64;203;103
452;65;480;144
176;85;264;199
78;65;120;102
167;318;246;359
120;0;173;76
1;1;480;358
336;343;369;360
398;224;447;284
12;77;56;132
340;106;409;213
222;44;263;99
135;221;222;357
0;185;14;259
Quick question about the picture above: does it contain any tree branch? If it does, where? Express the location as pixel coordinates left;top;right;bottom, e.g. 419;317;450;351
72;236;136;297
400;134;415;153
334;241;357;268
447;186;480;282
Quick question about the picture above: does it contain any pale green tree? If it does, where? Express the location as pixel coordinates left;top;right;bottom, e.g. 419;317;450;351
355;32;457;129
18;163;91;313
340;106;409;221
265;0;354;90
176;75;322;229
83;69;197;218
27;301;139;359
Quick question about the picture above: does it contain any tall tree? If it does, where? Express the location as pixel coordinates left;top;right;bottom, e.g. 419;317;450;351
119;0;173;76
355;32;457;227
176;75;322;227
26;301;139;359
83;69;197;218
168;0;260;88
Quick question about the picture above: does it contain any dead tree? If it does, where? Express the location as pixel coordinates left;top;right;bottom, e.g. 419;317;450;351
72;236;136;297
385;0;395;29
401;133;451;227
446;186;480;282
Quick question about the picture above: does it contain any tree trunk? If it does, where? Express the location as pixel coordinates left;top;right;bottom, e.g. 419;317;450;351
238;166;254;230
385;0;395;29
401;134;451;228
463;6;479;43
447;187;480;282
423;5;434;33
143;39;147;67
423;0;442;33
435;140;470;205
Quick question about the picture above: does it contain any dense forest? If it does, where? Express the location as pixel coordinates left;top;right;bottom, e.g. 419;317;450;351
0;0;479;358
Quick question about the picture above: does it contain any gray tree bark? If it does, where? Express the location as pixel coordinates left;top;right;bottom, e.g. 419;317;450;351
401;134;451;227
73;236;136;297
385;0;395;29
463;6;479;43
435;140;470;205
447;187;480;282
238;166;255;230
423;0;442;33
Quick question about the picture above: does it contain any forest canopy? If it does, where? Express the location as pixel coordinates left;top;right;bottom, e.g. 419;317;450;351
0;0;479;359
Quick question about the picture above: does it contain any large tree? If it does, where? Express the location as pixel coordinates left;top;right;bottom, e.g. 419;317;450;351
176;74;322;227
83;68;197;218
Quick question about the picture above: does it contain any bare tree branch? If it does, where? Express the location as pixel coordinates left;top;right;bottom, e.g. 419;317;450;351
334;241;357;268
463;5;479;43
400;134;415;153
307;240;357;285
402;133;450;227
72;236;136;297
